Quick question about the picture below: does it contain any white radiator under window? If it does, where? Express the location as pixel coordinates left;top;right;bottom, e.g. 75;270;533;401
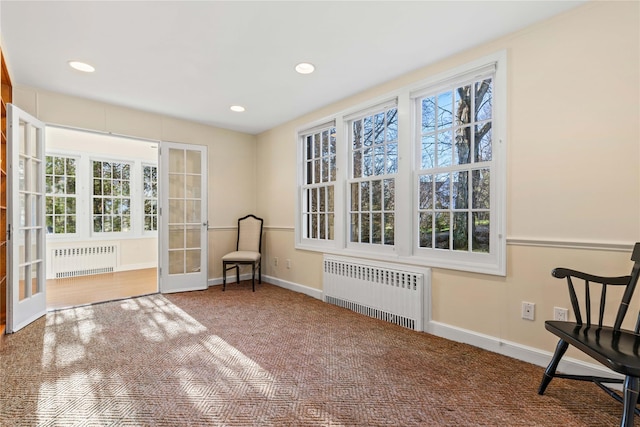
323;255;429;331
51;245;119;279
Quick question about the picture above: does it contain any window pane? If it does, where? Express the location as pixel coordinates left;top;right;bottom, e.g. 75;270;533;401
353;150;362;179
319;186;326;212
328;214;334;240
452;171;468;209
454;126;471;165
372;213;382;244
384;213;394;245
327;185;334;212
351;183;359;211
311;214;318;239
455;84;471;126
384;179;395;211
472;169;490;209
361;213;370;243
386;142;397;174
437;130;452;167
473;212;490;253
453;212;468;251
363;148;372;177
419;212;432;248
319;214;326;239
434;212;450;249
475;123;492;162
475;78;493;122
353;121;362;150
421;135;435;169
386;109;398;142
363;116;373;146
374;112;384;144
419;175;433;209
351;213;359;242
437;91;453;128
374;145;384;175
422;97;436;132
311;187;317;212
360;181;370;211
371;180;381;211
435;173;450;209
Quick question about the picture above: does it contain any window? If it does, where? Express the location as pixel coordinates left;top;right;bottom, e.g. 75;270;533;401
143;164;158;231
92;160;131;233
301;124;336;241
45;155;77;234
416;75;493;253
348;103;397;246
295;52;505;275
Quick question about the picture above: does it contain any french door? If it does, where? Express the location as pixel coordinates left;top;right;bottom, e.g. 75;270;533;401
159;141;208;293
6;105;46;333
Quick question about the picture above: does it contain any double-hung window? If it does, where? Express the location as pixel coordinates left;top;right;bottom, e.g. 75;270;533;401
92;160;132;233
300;123;337;242
347;101;398;248
45;155;77;235
295;52;505;275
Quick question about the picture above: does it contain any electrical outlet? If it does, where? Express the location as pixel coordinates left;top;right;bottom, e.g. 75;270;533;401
286;259;291;269
522;302;535;321
554;307;569;321
274;257;278;267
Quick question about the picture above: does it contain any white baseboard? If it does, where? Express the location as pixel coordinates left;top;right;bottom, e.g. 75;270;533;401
208;274;323;300
427;320;622;381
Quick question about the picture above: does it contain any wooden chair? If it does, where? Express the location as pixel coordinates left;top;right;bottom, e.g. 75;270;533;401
222;214;263;292
538;242;640;427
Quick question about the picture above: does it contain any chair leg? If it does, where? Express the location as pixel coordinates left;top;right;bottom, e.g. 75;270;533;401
252;263;256;292
621;376;640;427
538;339;569;395
235;266;240;284
222;262;227;291
259;261;262;283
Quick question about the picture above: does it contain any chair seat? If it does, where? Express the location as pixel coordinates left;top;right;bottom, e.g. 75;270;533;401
545;320;640;377
222;251;261;263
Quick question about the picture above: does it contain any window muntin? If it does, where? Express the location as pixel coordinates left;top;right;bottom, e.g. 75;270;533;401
143;164;158;231
349;106;397;246
92;160;131;233
45;155;77;234
302;125;336;240
417;77;493;253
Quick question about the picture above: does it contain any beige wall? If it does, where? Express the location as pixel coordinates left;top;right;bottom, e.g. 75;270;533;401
257;1;640;360
14;86;258;281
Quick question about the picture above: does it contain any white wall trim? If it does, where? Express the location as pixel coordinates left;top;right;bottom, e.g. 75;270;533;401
208;274;323;300
427;320;622;382
507;237;634;252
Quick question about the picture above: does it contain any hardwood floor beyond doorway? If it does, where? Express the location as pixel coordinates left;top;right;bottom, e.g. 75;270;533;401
46;268;158;311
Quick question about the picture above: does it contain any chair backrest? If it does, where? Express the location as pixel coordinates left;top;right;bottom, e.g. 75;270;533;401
236;214;263;253
553;243;640;331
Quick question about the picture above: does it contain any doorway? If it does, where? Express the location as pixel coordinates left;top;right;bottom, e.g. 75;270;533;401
44;126;159;310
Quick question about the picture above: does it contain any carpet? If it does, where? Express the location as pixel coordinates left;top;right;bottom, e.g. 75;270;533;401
0;282;635;426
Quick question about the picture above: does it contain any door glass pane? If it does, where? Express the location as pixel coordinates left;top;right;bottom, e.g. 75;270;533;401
186;150;201;174
185;249;201;273
186;227;200;248
186;175;201;198
169;174;185;198
169;199;184;223
169;225;184;249
186;200;201;223
169;250;185;274
169;149;185;173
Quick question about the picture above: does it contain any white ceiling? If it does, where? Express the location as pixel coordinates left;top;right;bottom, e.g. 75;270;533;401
1;1;584;135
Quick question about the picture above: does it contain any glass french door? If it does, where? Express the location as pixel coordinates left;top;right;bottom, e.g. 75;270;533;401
159;141;208;293
7;105;46;333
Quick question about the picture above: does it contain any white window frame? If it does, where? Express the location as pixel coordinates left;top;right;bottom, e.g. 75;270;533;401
295;51;506;275
45;153;79;237
345;99;398;254
142;163;159;233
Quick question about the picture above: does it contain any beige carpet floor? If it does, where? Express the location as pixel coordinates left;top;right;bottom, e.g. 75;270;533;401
1;281;636;426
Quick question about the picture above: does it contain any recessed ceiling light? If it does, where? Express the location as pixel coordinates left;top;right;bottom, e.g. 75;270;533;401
68;61;95;73
230;105;245;112
295;62;315;74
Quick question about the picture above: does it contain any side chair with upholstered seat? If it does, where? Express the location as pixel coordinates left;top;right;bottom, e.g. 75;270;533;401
222;214;263;292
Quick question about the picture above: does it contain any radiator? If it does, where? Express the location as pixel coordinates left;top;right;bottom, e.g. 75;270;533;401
323;255;429;331
51;245;119;279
